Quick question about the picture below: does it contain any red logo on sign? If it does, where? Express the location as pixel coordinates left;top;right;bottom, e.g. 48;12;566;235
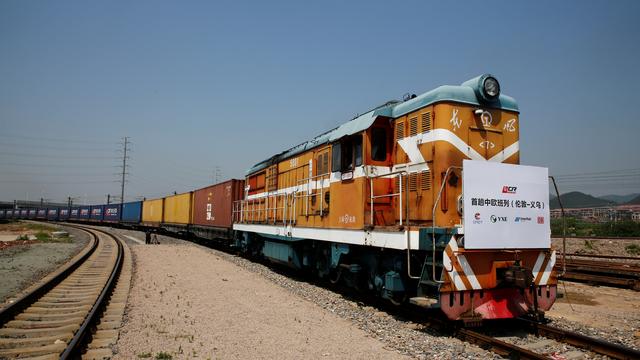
474;213;481;220
502;186;517;194
537;216;544;224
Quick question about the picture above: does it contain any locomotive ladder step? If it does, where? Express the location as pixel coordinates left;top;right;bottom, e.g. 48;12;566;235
419;279;440;287
409;297;439;308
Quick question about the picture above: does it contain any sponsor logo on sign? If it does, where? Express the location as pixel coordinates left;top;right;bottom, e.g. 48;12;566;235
537;216;545;224
106;208;118;215
473;212;483;224
502;186;517;194
490;215;507;223
514;216;532;222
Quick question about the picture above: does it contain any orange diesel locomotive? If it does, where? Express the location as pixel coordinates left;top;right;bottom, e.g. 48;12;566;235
233;74;556;321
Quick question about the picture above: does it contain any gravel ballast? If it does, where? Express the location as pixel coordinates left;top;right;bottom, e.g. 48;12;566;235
113;232;493;359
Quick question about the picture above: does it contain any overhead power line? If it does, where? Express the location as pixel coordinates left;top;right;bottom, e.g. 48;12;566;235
0;152;119;160
0;133;116;145
0;141;116;152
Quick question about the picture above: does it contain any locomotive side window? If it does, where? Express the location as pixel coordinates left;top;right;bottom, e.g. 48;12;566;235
353;136;362;167
331;135;363;173
316;150;329;175
342;139;353;170
371;127;387;161
331;143;341;173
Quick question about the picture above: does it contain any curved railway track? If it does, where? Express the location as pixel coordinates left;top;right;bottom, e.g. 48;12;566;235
0;225;131;359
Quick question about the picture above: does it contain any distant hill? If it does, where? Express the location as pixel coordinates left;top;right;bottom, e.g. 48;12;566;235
550;191;615;209
626;194;640;205
599;193;640;204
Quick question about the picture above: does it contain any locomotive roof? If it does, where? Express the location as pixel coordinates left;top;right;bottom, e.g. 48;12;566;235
246;74;519;175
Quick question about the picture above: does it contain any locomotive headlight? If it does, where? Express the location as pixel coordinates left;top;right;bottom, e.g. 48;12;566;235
483;76;500;99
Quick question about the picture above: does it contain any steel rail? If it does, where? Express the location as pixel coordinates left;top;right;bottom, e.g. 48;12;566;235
0;227;98;326
563;253;640;261
61;226;124;359
517;318;640;360
456;327;548;360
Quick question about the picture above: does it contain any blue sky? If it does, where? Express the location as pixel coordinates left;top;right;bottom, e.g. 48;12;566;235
1;0;639;204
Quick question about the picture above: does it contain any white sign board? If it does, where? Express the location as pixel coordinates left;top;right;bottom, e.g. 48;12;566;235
463;160;550;249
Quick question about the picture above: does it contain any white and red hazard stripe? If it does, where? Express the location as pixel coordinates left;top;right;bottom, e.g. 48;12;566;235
443;237;482;291
532;250;556;286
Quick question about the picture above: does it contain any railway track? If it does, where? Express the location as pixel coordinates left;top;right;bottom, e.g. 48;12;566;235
411;308;640;360
556;253;640;290
0;225;132;359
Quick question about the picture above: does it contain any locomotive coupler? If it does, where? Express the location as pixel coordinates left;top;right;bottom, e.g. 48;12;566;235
499;260;533;289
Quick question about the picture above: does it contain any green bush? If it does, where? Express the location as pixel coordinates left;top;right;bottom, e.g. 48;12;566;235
551;218;640;237
626;244;640;255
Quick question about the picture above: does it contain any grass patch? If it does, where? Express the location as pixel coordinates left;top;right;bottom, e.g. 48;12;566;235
33;230;72;243
137;353;152;359
626;243;640;256
583;239;594;250
155;352;173;360
24;223;57;232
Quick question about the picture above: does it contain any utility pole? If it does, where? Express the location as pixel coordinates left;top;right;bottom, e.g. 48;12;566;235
215;166;221;184
68;197;72;207
120;137;130;205
107;194;111;204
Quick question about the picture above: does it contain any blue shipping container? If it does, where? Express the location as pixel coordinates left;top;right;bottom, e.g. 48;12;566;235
20;210;28;219
36;209;47;219
90;205;104;221
59;208;70;220
121;201;142;223
47;208;59;221
69;207;80;220
104;204;121;222
28;209;37;219
0;210;5;219
79;206;91;220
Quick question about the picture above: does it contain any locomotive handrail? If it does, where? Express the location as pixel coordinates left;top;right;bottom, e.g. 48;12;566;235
368;169;421;280
367;169;408;226
430;166;462;283
295;173;331;217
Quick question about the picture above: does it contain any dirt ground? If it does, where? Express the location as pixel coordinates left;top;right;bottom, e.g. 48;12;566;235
114;243;409;360
0;222;89;303
552;237;640;257
549;281;640;348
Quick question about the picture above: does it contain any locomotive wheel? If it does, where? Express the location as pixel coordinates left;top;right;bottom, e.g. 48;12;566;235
329;268;342;284
388;292;407;306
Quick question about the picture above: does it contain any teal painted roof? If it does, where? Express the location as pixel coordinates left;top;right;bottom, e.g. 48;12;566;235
246;74;519;175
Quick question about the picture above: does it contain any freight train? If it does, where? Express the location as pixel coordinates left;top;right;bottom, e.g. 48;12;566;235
0;74;557;323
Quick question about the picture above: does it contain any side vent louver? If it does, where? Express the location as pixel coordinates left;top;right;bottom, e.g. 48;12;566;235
396;121;405;140
420;170;431;190
421;112;431;133
409;173;418;192
409;117;418;137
